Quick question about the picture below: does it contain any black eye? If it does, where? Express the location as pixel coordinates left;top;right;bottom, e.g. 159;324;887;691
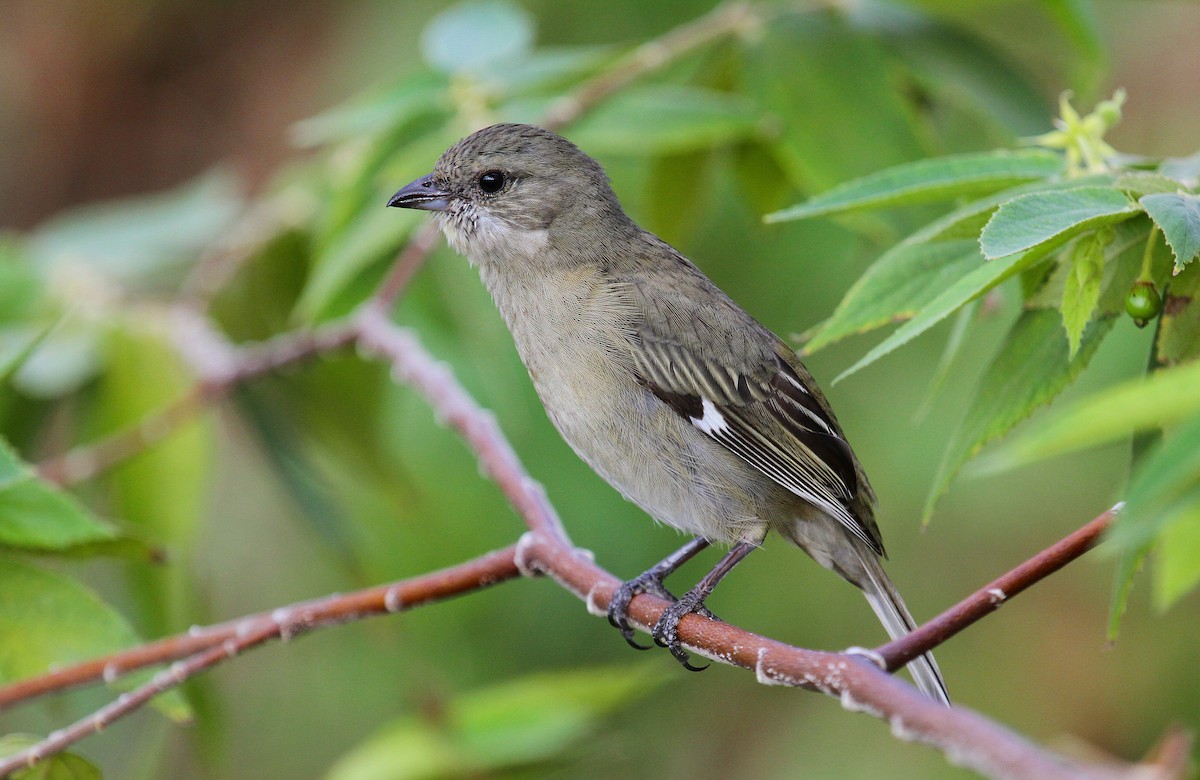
478;170;506;194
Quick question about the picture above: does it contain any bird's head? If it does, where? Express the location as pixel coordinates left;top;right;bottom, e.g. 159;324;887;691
387;123;630;265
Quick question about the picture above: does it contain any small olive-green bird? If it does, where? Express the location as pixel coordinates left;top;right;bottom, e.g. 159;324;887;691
388;123;949;704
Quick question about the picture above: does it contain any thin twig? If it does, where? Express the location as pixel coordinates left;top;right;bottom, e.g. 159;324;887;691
875;509;1117;672
540;2;759;131
34;317;356;486
0;547;520;774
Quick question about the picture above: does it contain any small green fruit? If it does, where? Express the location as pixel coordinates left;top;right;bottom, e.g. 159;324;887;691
1125;281;1162;328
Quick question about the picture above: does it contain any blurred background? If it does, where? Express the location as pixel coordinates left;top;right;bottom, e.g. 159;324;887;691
1;1;1197;778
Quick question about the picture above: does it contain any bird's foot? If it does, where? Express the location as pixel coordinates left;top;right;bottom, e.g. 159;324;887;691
607;571;678;650
651;589;715;672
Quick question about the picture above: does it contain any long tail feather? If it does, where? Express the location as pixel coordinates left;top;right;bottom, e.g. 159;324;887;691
855;548;951;706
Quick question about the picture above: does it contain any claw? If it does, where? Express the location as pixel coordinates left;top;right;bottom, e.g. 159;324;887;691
651;593;710;671
607;570;678;651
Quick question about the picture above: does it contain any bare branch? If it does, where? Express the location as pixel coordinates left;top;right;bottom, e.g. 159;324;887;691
0;547;521;774
875;508;1116;672
354;306;570;543
540;2;760;131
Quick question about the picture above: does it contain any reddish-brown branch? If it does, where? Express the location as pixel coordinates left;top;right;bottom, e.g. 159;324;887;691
0;547;521;776
5;308;1187;779
875;509;1116;671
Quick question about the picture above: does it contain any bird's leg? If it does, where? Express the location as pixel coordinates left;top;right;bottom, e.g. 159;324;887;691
653;540;757;671
608;537;712;650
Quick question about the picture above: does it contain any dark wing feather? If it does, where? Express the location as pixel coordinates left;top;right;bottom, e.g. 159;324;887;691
636;337;881;555
617;236;881;554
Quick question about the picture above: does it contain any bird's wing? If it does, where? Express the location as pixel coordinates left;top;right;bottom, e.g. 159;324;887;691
622;255;882;555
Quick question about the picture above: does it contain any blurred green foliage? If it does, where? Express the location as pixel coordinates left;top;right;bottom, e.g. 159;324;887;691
1;1;1197;778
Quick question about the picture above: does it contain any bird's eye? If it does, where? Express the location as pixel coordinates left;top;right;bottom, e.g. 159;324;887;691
478;170;506;194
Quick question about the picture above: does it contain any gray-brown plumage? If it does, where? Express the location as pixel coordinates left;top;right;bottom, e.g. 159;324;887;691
388;123;948;704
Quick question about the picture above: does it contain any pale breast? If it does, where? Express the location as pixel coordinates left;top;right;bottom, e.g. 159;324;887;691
477;264;769;543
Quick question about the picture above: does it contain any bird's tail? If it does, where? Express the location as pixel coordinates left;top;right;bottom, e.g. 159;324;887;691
853;546;951;706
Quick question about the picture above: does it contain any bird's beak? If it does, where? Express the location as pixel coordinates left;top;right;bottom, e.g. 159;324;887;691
387;174;452;211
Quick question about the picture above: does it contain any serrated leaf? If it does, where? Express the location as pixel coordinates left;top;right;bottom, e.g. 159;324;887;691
0;735;102;780
766;150;1061;223
1115;172;1183;197
1153;501;1200;612
923;309;1114;521
326;664;667;780
980;186;1137;259
420;0;534;75
982;359;1200;468
565;86;759;156
918;174;1120;246
835;246;1036;382
805;240;981;353
1108;539;1150;641
1060;231;1106;356
1140;192;1200;271
1026;218;1151;315
0;438;119;551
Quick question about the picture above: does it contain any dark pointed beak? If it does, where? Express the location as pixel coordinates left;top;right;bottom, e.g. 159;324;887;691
387;174;452;211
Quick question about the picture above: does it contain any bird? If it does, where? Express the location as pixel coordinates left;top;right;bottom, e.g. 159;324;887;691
387;122;949;704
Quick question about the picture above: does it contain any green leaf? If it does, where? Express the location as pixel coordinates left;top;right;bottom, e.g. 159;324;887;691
97;326;213;636
1139;192;1200;271
1115;171;1184;197
291;72;449;148
740;13;924;193
1040;0;1107;92
1157;260;1200;364
919;174;1121;245
880;20;1048;137
983;359;1200;467
1060;230;1107;356
0;735;102;780
765;150;1062;223
923;309;1114;521
421;0;534;75
980;186;1138;260
0;557;139;685
914;299;980;422
835;246;1036;382
1159;151;1200;189
301;207;424;322
1112;416;1200;550
1154;502;1200;611
0;438;119;551
0;237;44;324
1108;539;1150;641
483;45;613;100
1025;218;1152;316
0;318;60;388
805;239;981;353
326;665;667;780
565;86;760;156
28;171;242;288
